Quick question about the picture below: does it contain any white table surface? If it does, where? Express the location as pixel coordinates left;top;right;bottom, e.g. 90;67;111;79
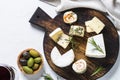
0;0;120;80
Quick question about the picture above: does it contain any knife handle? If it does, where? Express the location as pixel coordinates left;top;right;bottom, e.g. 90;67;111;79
29;7;58;32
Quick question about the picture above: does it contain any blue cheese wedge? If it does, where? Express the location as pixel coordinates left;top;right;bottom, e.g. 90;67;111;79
51;47;75;67
85;34;106;58
85;17;105;34
57;34;72;49
49;28;72;49
72;59;87;74
69;25;85;37
49;28;64;42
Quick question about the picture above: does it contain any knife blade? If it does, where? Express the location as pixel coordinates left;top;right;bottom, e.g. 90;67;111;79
40;0;61;7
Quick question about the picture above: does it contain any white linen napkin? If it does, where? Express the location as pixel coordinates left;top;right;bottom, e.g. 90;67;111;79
56;0;106;12
56;0;120;29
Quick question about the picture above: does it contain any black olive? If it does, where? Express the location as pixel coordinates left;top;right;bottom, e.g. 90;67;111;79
22;51;31;60
19;58;27;66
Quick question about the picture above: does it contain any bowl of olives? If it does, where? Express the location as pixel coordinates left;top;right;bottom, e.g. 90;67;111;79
17;48;43;74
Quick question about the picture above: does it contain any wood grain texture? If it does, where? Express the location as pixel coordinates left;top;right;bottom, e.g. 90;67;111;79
29;7;119;80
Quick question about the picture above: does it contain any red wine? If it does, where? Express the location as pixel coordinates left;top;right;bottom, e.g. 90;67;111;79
0;66;15;80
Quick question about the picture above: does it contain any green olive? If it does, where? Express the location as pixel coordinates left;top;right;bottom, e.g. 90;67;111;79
29;49;39;58
27;57;34;67
32;64;39;70
22;66;33;74
34;57;42;64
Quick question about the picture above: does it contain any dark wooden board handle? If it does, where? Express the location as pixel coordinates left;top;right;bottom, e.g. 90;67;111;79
29;7;58;32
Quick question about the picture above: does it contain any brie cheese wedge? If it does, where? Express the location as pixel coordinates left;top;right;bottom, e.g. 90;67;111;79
51;47;75;67
85;34;106;58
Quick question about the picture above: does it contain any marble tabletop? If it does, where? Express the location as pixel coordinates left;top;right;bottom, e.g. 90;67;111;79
0;0;120;80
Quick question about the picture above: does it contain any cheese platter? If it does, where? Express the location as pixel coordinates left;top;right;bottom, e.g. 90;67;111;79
29;7;119;80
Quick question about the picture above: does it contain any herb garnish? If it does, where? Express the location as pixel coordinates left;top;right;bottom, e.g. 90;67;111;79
91;66;104;76
65;37;76;49
89;38;104;54
74;27;83;35
43;73;53;80
70;39;76;49
70;27;83;36
42;70;53;80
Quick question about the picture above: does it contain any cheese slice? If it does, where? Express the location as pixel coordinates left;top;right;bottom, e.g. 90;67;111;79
51;47;75;67
90;17;105;34
85;17;105;34
85;34;106;58
85;20;94;33
49;28;64;42
69;25;85;37
57;34;72;49
86;27;94;33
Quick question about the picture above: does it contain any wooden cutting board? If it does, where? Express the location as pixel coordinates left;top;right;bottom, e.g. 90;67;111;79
29;7;119;80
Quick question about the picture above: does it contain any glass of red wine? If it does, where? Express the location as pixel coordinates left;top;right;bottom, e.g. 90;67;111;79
0;64;18;80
